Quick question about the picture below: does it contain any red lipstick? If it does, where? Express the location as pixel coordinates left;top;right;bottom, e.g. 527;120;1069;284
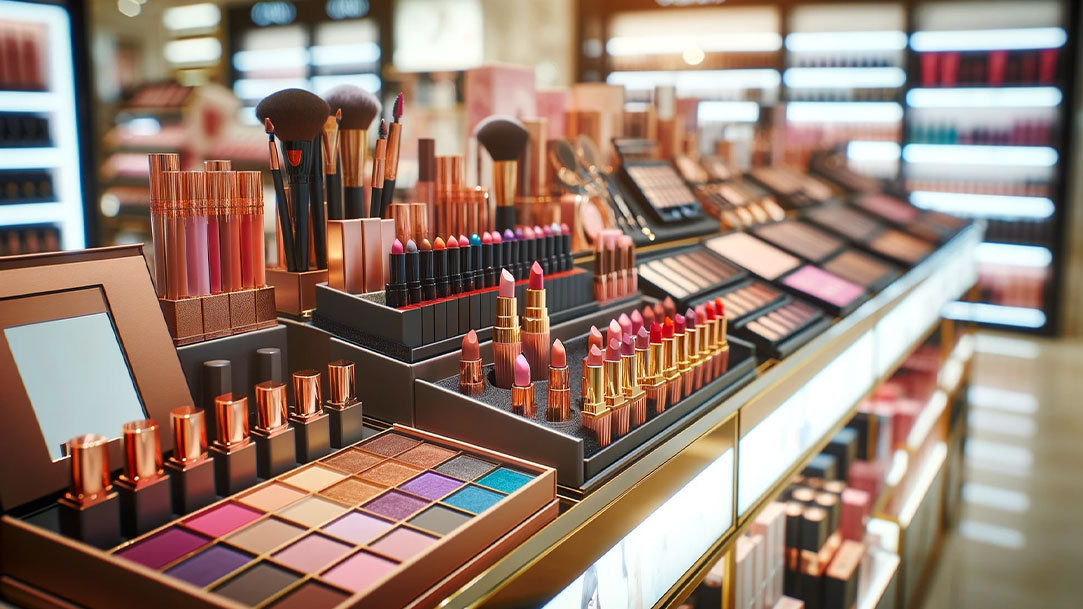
522;261;550;380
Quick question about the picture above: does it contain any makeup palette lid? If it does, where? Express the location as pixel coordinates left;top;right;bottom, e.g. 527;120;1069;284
0;246;195;511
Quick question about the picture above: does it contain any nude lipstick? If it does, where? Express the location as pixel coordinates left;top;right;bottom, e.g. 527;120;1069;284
290;370;332;463
647;322;668;414
583;325;604;397
605;338;629;438
582;344;612;447
511;353;535;417
547;339;570;422
686;308;704;392
459;329;484;396
326;360;364;448
252;380;297;478
58;434;121;548
165;406;216;515
675;314;692;400
630;309;644;336
522;262;550;381
493;269;522;389
631;327;650;426
209;394;258;496
663;317;681;407
116;420;171;538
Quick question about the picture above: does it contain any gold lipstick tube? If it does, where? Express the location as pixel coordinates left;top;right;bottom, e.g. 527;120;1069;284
688;324;704;392
604;355;628;438
699;316;716;383
115;420;171;537
511;382;535;418
493;293;522;389
326;360;364;447
716;314;730;377
58;433;122;548
582;358;612;447
253;380;297;478
623;349;646;430
459;357;484;396
522;287;550;381
648;341;668;414
664;333;681;407
547;364;569;422
210;394;258;496
339;129;368;190
628;241;638;294
165;406;216;515
290;370;331;463
617;242;630;299
676;328;693;400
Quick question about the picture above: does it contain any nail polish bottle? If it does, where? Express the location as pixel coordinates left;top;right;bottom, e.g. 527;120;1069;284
209;394;258;496
290;370;332;463
164;406;217;514
115;420;172;538
325;360;363;448
252;381;296;478
58;434;122;548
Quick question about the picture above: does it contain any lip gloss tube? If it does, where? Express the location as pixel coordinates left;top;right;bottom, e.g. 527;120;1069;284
235;171;266;288
149;153;179;298
686;308;704;392
205;172;223;294
663;317;681;408
326;360;364;448
547;339;569;422
522;262;550;381
116;420;172;538
252;381;297;478
290;370;332;463
209;394;258;496
582;325;603;397
459;329;484;396
631;327;650;426
165;406;217;515
605;338;629;438
511;353;536;417
162;172;189;300
581;344;612;447
605;232;619;300
183;172;211;296
493;269;522;389
58;434;121;548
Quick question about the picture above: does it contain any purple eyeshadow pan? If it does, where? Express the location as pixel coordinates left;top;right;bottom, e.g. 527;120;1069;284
165;544;252;588
398;471;463;500
114;527;211;570
362;490;428;521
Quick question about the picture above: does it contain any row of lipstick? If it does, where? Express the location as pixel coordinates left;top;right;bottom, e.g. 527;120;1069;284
594;228;638;303
57;361;363;548
385;223;573;308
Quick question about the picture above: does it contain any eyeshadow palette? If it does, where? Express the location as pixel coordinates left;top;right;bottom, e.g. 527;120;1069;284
866;228;935;266
695;280;829;360
636;245;747;308
747;167;836;209
751;220;846;264
704;232;802;281
821;249;900;293
780;264;867;317
852;194;965;244
621;162;702;223
803;203;886;244
107;427;557;609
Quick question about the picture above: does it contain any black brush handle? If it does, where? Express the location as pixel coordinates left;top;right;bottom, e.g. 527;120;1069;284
369;187;383;219
271;168;296;272
380;178;396;218
310;179;327;270
344;186;365;219
495;205;516;233
326;173;342;220
291;178;310;272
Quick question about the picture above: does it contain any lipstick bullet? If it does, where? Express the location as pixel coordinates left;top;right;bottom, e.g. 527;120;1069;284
252;381;297;478
459;329;484;396
663;296;677;319
115;420;172;538
663;317;681;408
385;238;407;308
630;309;644;336
326;360;364;448
631;327;650;426
547;339;570;422
697;304;714;384
493;269;522;388
210;394;258;496
58;434;121;548
511;353;535;417
605;338;629;438
434;236;450;298
165;406;217;515
583;325;604;397
674;314;692;400
581;344;612;447
290;370;332;463
522;262;550;381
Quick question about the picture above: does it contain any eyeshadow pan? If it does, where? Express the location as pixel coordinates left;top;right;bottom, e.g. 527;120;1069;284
267;581;351;609
238;483;306;512
184;502;263;538
114;526;210;570
823;250;895;289
360;433;422;457
322;449;384;474
359;461;424;486
226;518;306;555
214;562;300;606
323;511;395;544
398;471;464;500
322;478;385;505
363;490;428;521
444;485;504;514
278;496;350;528
806;205;883;242
165;544;252;588
395;443;457;468
273;533;354;573
408;505;472;536
282;465;348;492
370;527;438;562
782;265;865;309
477;468;533;494
321;551;397;593
434;455;497;481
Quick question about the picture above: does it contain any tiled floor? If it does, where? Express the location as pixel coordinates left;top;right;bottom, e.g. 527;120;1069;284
920;332;1083;609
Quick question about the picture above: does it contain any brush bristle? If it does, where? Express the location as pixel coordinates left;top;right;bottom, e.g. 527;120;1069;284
256;89;329;142
475;115;529;161
393;92;404;121
379;118;387;139
325;85;381;130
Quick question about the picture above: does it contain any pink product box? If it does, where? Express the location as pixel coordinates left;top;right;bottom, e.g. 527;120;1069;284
464;64;537;137
536;87;570;138
840;488;870;542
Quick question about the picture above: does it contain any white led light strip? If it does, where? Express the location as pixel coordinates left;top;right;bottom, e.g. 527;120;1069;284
910;27;1067;52
910;191;1054;219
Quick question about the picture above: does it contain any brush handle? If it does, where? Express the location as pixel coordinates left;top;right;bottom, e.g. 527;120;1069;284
326;173;343;220
380;178;396;219
310;179;327;270
495;205;516;233
291;178;310;272
344;186;365;219
369;187;383;219
271;168;297;272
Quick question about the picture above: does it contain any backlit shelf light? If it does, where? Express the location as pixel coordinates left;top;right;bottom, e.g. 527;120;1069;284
910;27;1066;52
847;140;901;162
907;87;1062;108
902;144;1057;167
975;243;1052;268
697;101;761;123
786;101;902;123
942;301;1046;329
910;191;1054;219
786;30;907;52
606;32;782;56
784;67;906;89
607;69;781;92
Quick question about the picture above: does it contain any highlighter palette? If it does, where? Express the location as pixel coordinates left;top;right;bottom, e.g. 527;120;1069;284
696;280;829;360
636;245;747;308
108;427;556;609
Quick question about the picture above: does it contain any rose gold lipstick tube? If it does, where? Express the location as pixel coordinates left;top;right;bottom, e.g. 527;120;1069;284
522;287;550;381
210;394;258;495
582;357;612;447
593;240;608;302
675;328;693;400
688;324;704;392
253;381;296;478
511;381;535;417
606;241;619;301
604;354;628;438
547;363;569;422
618;242;630;299
493;293;522;389
410;201;429;242
663;333;681;408
290;370;331;463
459;355;484;396
116;420;171;537
58;434;121;548
326;360;364;447
647;340;668;414
628;242;638;294
165;406;216;514
149;153;179;298
623;349;646;429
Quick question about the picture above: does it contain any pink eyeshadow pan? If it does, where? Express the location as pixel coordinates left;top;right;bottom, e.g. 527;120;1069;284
238;483;307;512
369;527;438;562
184;502;264;537
321;551;398;593
273;533;354;573
323;511;394;545
782;265;864;308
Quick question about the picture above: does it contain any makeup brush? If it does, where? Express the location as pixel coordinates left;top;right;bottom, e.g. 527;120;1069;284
326;85;381;219
370;119;387;219
380;92;404;219
256;89;329;272
475;116;529;232
322;109;343;220
263;118;297;272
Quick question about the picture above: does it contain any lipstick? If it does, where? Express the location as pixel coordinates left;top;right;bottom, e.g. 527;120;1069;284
481;231;495;287
459;329;484;396
502;228;517;277
434;237;450;298
511;353;536;417
663;296;677;319
560;223;572;271
646;322;668;414
686;308;704;392
715;297;730;377
630;309;644;336
697;304;714;384
385;238;407;308
605;232;619;300
493;269;522;389
547;339;570;422
619;313;633;341
447;235;462;295
642;305;656;330
522;262;550;381
620;334;643;433
532;225;548;274
631;328;650;426
674;314;692;400
469;233;483;289
324;360;364;448
663;317;681;407
209;394;258;496
405;239;422;305
419;238;436;301
459;233;474;292
252;381;297;478
165;406;216;515
290;370;332;463
653;301;665;322
58;434;121;548
583;325;604;397
522;226;537;278
115;420;172;538
605;338;629;438
581;345;612;447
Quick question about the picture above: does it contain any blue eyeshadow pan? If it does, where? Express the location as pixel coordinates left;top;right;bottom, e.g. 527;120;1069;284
443;485;504;514
476;468;532;494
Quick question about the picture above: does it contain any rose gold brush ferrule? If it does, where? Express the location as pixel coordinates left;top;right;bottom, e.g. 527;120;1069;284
65;434;114;506
254;381;290;437
213;395;251;452
663;335;680;407
290;370;323;423
385;122;402;182
632;346;650;426
618;244;630;298
511;382;535;417
119;420;165;489
169;406;209;469
339;130;368;188
522;288;550;381
675;330;693;399
321;114;341;175
582;360;612;447
547;364;569;422
371;140;387;190
648;341;668;413
622;351;646;430
459;358;484;396
493;160;517;209
492;294;522;389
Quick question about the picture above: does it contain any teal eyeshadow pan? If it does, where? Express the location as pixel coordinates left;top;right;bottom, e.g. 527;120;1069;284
443;485;504;514
476;468;533;494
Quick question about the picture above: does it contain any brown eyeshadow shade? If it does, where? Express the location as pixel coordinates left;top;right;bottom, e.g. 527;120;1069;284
869;229;933;265
359;461;424;486
396;443;458;468
805;205;883;242
754;221;843;262
360;433;422;457
267;581;350;609
322;449;384;474
321;478;385;505
213;562;300;606
823;250;894;288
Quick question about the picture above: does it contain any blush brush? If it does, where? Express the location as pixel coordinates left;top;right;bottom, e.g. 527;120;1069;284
326;85;381;219
475;115;529;232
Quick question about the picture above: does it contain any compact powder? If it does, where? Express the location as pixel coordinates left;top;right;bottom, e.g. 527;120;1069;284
184;502;263;538
266;581;350;609
360;433;422;457
282;465;348;492
164;544;252;588
434;455;497;481
359;461;424;487
321;478;385;505
395;443;458;468
323;511;394;545
214;562;300;606
278;496;351;528
444;485;504;514
321;551;397;593
408;505;472;536
114;527;211;570
238;483;307;513
369;527;438;562
705;233;801;280
782;265;865;309
273;533;354;573
398;471;464;500
226;518;306;555
362;491;428;521
322;449;384;474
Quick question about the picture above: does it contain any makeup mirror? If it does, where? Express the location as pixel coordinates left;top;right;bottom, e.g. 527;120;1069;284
549;140;584;191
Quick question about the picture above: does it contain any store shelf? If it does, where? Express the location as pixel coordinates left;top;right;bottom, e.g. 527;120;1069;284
857;547;901;609
906;86;1063;108
941;301;1047;329
910;191;1054;220
0;90;62;113
0;202;65;227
